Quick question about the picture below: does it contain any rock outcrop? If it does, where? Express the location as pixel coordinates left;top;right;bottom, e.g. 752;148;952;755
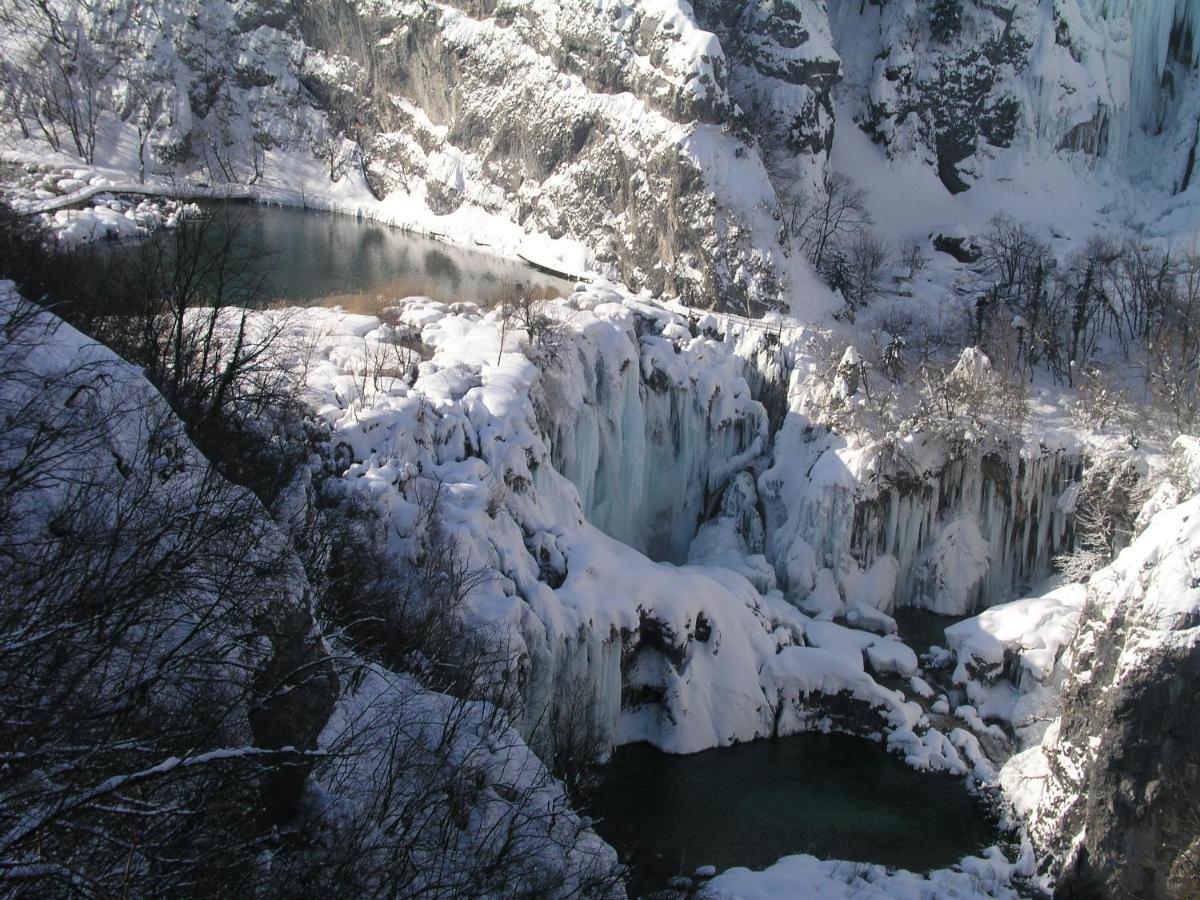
294;0;831;312
1003;492;1200;898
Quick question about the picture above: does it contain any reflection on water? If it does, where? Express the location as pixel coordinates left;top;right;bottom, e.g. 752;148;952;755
585;734;999;897
208;204;575;313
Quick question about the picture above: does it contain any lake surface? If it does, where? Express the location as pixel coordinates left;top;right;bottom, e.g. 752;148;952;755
236;205;576;310
91;202;576;312
585;734;999;897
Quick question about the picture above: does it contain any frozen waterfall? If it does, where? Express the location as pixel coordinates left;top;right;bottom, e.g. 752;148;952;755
1068;0;1200;157
1120;0;1200;131
543;310;769;563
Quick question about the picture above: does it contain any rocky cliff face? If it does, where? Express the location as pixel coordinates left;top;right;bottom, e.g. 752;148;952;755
691;0;839;157
829;0;1200;195
293;0;837;312
10;1;1197;309
1003;488;1200;899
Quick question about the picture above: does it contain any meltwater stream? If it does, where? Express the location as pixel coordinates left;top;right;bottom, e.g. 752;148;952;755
585;735;1000;897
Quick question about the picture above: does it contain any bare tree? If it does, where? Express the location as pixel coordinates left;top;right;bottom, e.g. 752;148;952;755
278;656;624;899
978;214;1046;301
123;74;169;184
1060;237;1121;386
836;231;890;317
900;238;929;279
1144;244;1200;432
0;0;130;163
0;296;337;896
496;285;570;367
1055;453;1143;580
545;672;610;801
792;170;870;272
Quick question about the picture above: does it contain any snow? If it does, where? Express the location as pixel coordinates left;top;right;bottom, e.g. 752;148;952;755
232;288;995;778
15;2;1196;887
996;488;1200;876
946;585;1088;687
762;644;924;738
315;660;619;895
829;0;1200;250
701;849;1022;899
914;517;991;616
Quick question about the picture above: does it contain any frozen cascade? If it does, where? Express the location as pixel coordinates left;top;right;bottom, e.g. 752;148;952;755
764;440;1082;617
543;308;769;563
286;299;981;767
755;341;1085;616
850;449;1082;614
1115;0;1200;131
1057;0;1200;158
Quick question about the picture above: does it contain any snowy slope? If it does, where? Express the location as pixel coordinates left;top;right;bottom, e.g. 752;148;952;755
0;285;624;897
828;0;1200;241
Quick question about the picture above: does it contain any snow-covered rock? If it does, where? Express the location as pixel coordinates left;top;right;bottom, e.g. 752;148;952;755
946;583;1086;746
831;0;1200;198
1002;492;1200;898
262;289;972;770
700;848;1025;899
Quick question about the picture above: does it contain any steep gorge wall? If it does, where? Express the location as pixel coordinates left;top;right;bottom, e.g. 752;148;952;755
829;0;1200;195
292;0;827;312
1005;493;1200;899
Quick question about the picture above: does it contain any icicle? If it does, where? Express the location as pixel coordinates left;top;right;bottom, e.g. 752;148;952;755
1080;0;1200;136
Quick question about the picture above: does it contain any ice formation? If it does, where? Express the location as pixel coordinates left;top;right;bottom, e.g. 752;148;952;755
1109;0;1200;132
260;289;1021;771
759;399;1081;617
544;298;768;563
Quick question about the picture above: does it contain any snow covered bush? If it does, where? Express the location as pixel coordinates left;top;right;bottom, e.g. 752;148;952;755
496;285;573;369
927;348;1027;444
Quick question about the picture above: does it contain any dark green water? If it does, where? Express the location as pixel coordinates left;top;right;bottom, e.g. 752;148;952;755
585;735;999;896
893;608;967;659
